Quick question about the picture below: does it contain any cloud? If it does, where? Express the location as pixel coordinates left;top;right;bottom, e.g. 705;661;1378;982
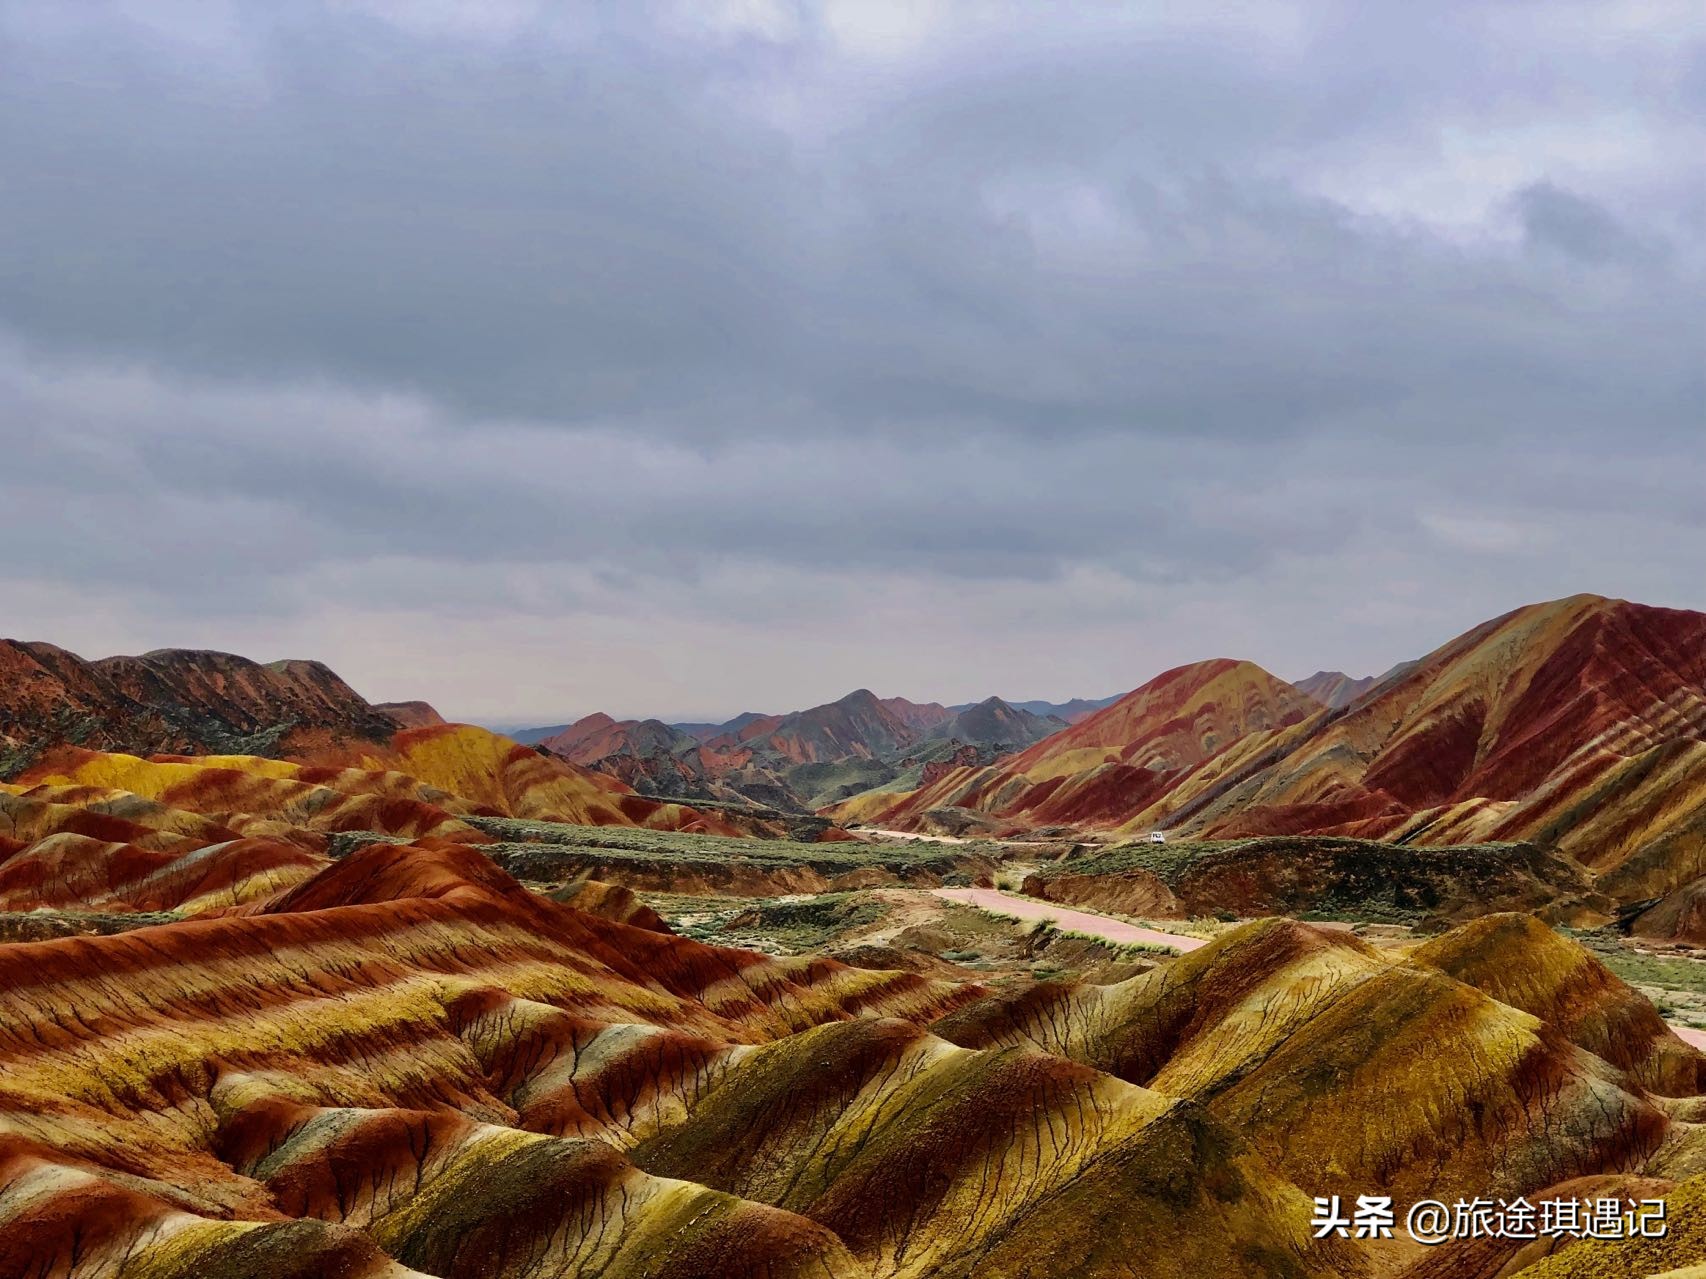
0;0;1701;717
1418;512;1556;555
1515;181;1661;265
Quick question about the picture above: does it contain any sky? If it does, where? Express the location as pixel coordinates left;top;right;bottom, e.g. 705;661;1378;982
2;0;1702;723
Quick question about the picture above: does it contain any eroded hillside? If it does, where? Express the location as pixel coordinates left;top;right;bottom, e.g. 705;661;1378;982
541;690;1067;811
5;620;1706;1276
834;597;1706;920
1;743;1705;1276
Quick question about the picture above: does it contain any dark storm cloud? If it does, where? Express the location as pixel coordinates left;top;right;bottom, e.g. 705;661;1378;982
0;0;1701;716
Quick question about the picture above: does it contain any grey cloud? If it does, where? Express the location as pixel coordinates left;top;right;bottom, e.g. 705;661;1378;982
2;1;1698;442
5;349;1301;599
0;0;1701;715
1516;181;1661;265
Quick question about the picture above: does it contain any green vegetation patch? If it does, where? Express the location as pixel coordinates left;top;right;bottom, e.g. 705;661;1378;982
0;909;182;942
1568;928;1706;993
1046;836;1537;887
469;816;980;876
1565;927;1706;1029
1029;835;1587;929
1038;839;1249;883
327;830;417;858
747;892;884;934
647;891;889;953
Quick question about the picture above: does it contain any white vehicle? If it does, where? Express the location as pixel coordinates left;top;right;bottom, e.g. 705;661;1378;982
1148;830;1167;844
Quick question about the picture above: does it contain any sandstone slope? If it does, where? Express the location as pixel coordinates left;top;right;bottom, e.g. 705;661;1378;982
833;657;1318;832
836;596;1706;913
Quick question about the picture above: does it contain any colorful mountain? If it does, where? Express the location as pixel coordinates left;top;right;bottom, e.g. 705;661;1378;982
1001;657;1316;776
504;721;575;745
6;821;1699;1279
933;915;1697;1206
3;836;1698;1277
3;624;1705;1275
964;693;1122;723
0;637;775;846
925;695;1066;746
374;700;448;729
1294;668;1389;709
835;596;1706;913
833;657;1317;831
542;713;696;764
542;691;1064;812
1632;879;1706;946
345;723;748;832
722;689;943;764
539;713;778;806
670;711;776;741
1186;595;1706;903
0;642;401;770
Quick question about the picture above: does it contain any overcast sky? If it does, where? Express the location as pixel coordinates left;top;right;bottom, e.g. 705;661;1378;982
2;1;1702;722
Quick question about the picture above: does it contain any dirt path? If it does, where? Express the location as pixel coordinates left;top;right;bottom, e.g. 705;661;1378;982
860;829;973;844
1675;1024;1706;1050
932;887;1206;953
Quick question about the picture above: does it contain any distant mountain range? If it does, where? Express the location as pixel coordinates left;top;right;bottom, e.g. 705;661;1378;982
10;591;1706;943
5;595;1705;1276
506;693;1118;748
1292;664;1414;710
511;670;1523;817
534;689;1069;811
952;694;1122;723
0;642;799;841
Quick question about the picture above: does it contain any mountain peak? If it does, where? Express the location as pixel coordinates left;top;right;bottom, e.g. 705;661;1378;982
1294;669;1380;710
0;641;398;769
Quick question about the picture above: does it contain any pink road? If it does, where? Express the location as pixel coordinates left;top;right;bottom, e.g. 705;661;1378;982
934;888;1706;1051
931;887;1206;952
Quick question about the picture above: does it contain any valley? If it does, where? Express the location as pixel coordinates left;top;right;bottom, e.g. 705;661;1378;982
4;593;1706;1276
6;1;1696;1272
